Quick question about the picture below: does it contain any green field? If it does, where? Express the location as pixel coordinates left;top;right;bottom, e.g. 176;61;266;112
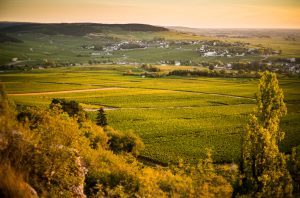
2;65;300;164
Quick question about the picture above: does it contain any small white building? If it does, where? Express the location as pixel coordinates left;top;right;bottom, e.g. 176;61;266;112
175;61;181;66
12;57;18;62
288;58;296;63
204;51;217;57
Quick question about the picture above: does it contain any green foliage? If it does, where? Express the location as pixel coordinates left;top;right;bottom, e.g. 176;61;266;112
241;71;293;197
96;107;107;127
137;150;233;198
50;98;87;121
255;72;287;141
105;127;145;156
10;108;88;196
1;92;91;196
81;119;109;149
85;149;233;198
0;85;31;172
288;145;300;196
84;151;140;197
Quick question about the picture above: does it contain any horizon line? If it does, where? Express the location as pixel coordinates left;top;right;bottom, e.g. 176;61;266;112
1;20;300;30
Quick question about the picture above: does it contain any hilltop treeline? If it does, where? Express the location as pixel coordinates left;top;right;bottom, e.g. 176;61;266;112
0;23;168;36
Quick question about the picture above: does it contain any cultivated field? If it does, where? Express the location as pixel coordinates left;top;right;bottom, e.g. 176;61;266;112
2;65;300;164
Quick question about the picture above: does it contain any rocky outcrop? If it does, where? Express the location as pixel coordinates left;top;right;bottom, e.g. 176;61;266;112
71;156;88;198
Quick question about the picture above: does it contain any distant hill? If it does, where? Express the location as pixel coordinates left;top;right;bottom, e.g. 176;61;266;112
0;22;169;36
167;26;300;38
0;33;23;43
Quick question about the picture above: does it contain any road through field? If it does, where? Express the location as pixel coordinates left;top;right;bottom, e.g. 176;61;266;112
84;103;254;112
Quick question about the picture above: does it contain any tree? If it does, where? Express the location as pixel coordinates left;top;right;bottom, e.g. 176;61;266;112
50;98;86;117
241;71;293;197
96;107;107;127
209;65;215;70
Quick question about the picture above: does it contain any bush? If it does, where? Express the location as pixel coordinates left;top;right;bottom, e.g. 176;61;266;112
80;120;109;150
84;150;140;197
105;127;145;156
50;98;87;122
96;107;107;127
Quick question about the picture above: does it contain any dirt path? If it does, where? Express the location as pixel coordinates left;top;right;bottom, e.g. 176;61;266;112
8;87;124;96
84;103;254;112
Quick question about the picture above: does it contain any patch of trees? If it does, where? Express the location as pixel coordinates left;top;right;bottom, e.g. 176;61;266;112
88;59;113;65
141;64;160;72
96;107;107;127
50;98;87;122
168;69;260;78
119;43;145;50
231;61;269;71
0;61;84;71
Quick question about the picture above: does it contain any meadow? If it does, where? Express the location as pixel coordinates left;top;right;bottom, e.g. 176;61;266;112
2;65;300;164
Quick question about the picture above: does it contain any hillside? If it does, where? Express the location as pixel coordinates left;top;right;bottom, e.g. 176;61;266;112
0;22;169;36
0;22;299;77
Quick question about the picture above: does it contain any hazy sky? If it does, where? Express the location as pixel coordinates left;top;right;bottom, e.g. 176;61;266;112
0;0;300;28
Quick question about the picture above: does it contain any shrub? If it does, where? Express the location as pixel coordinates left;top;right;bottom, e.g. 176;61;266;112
105;127;145;156
80;120;109;150
50;98;87;121
96;107;107;127
84;150;140;197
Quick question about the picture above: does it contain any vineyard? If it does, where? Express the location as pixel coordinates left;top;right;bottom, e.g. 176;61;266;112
3;65;300;163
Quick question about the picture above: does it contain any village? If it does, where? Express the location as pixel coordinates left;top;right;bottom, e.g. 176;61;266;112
83;38;280;59
1;35;299;76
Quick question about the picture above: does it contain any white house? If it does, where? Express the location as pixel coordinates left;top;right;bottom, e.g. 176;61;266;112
204;51;217;57
175;61;181;66
288;58;296;62
226;63;232;69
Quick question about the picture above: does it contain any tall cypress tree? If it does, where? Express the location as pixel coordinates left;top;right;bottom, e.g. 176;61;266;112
241;71;293;197
96;107;107;127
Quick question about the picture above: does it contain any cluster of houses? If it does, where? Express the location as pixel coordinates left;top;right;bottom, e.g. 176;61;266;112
198;46;280;57
198;45;260;57
278;58;300;74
